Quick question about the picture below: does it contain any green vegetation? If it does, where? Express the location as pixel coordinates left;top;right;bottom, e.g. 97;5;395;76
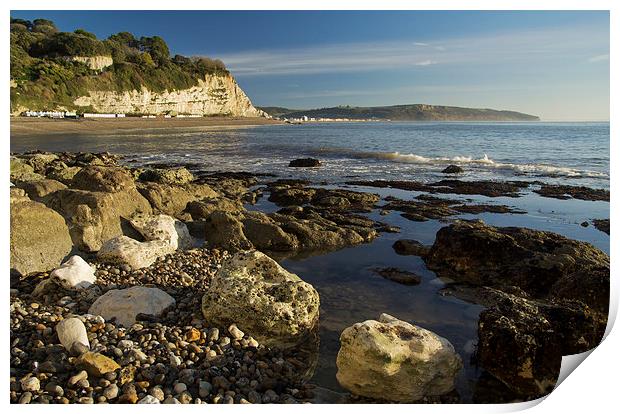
10;17;229;113
259;104;540;122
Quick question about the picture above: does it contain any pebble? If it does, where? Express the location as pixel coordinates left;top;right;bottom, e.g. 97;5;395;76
9;244;310;405
68;370;88;387
198;381;212;398
173;382;187;394
20;376;40;392
103;384;119;400
19;392;32;404
138;395;160;404
228;324;244;340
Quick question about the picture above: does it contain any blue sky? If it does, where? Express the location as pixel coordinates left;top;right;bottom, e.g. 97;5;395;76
11;11;610;120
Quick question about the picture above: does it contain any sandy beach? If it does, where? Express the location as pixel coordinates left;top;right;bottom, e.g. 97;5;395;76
10;116;282;137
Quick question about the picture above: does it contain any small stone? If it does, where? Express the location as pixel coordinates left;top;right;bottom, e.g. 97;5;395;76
103;384;119;400
78;396;94;404
169;353;182;368
207;328;219;342
228;324;244;340
198;381;212;398
173;382;187;394
186;328;201;342
247;337;259;348
178;391;192;404
75;352;121;377
117;339;134;349
163;396;181;404
68;370;88;387
138;395;160;404
149;386;165;401
19;392;32;404
45;383;64;397
20;377;40;392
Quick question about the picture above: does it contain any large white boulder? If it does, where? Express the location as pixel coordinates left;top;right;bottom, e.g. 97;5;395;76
97;235;175;269
56;317;90;351
129;213;192;250
336;313;462;402
50;255;96;289
201;250;319;348
88;286;175;327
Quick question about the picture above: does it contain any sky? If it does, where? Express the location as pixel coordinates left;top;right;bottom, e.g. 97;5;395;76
11;10;610;121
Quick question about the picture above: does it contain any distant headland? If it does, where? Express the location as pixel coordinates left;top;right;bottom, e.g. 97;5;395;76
259;104;540;122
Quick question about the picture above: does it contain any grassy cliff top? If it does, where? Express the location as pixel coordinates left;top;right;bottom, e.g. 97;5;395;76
10;18;230;112
259;104;540;122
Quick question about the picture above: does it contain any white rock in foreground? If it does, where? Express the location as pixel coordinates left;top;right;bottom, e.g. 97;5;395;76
336;313;462;402
129;213;192;250
56;317;90;351
201;250;319;348
97;235;175;269
50;255;97;289
88;286;175;327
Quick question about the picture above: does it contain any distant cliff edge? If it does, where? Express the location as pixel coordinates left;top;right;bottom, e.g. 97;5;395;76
10;18;265;117
259;104;540;121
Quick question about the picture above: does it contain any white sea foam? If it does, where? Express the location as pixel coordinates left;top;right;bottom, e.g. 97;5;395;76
314;148;607;179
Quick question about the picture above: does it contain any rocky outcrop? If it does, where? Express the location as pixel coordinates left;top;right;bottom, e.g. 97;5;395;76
15;179;67;201
71;166;136;193
289;158;321;168
201;250;320;348
97;236;175;270
477;292;561;398
89;286;175;327
73;73;266;117
129;213;192;250
137;182;218;218
10;197;72;275
424;220;610;310
336;314;462;402
52;188;152;252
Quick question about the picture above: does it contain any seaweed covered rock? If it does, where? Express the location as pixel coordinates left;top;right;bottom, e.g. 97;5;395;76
201;250;320;348
424;220;609;310
477;292;561;399
336;313;462;402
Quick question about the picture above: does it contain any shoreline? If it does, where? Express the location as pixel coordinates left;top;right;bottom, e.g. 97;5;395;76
10;116;283;137
9;150;610;404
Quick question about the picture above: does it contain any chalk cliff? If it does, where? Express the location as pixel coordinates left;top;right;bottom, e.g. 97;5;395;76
72;73;266;117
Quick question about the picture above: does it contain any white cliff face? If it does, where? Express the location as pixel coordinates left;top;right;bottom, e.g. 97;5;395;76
70;55;114;71
73;73;266;117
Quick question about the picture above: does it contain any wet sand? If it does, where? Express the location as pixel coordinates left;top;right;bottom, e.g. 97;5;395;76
10;116;282;137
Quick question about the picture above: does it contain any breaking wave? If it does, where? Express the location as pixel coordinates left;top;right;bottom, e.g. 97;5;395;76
313;148;608;179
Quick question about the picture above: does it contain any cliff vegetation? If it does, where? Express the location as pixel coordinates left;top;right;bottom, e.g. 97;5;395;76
10;18;230;113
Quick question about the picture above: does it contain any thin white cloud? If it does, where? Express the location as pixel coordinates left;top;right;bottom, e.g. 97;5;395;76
213;24;608;77
588;53;609;63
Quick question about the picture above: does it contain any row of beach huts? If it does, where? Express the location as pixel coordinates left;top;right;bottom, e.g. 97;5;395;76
22;111;205;119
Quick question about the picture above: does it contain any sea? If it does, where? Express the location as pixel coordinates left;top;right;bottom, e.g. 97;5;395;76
11;121;610;402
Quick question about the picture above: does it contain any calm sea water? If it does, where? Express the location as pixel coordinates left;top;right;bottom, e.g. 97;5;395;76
11;121;610;189
11;121;610;402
